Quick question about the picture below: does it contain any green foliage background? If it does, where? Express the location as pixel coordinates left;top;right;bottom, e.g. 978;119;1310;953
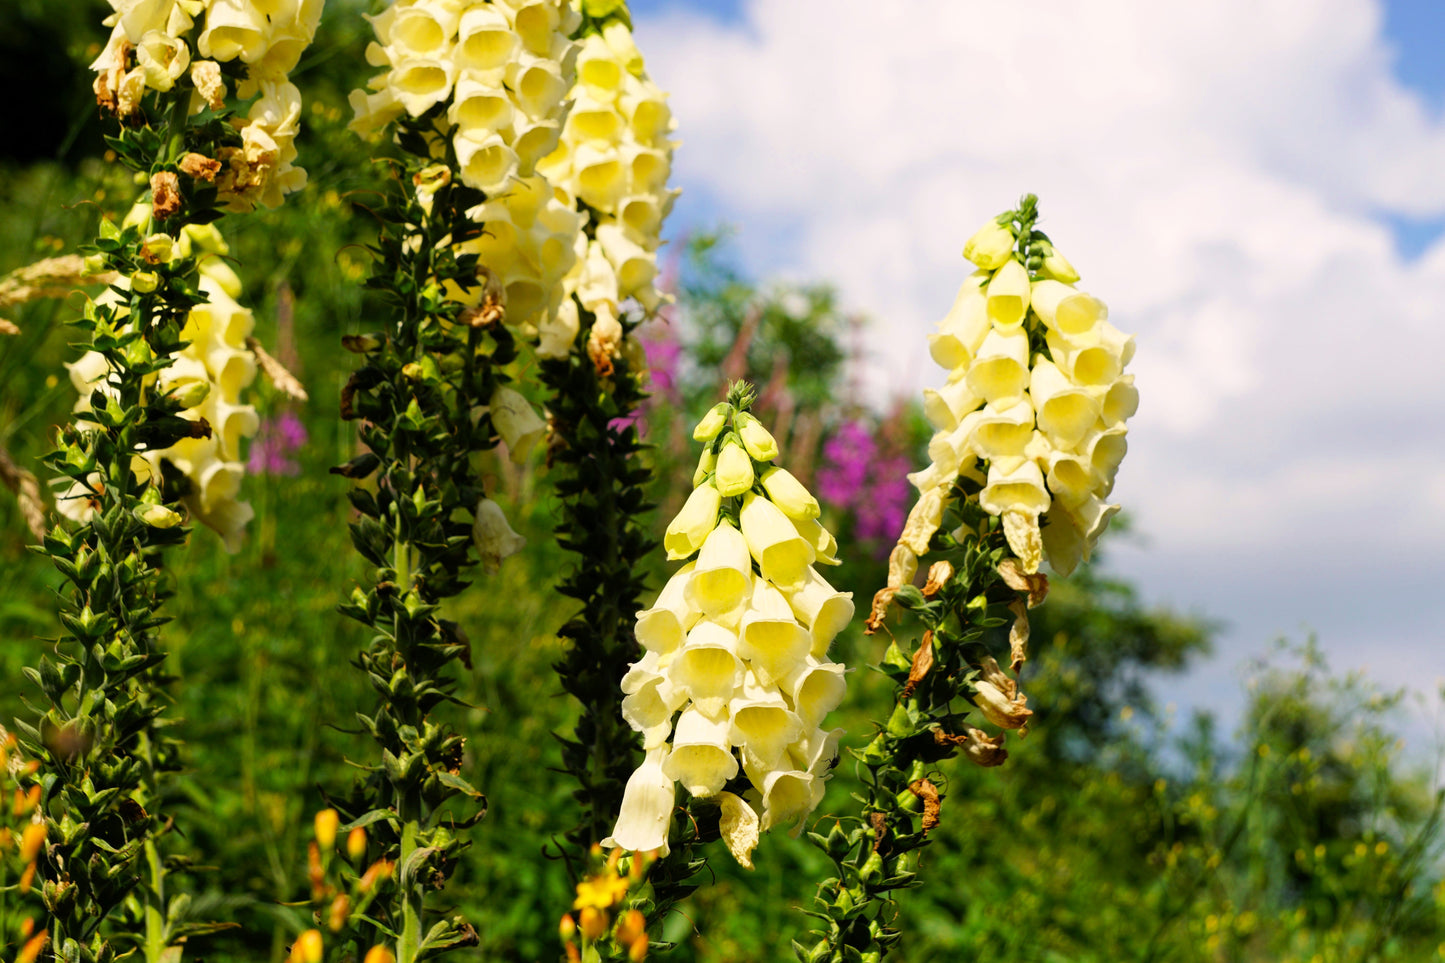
1;2;1442;960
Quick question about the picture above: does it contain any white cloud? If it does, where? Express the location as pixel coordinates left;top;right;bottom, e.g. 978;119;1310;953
635;0;1445;716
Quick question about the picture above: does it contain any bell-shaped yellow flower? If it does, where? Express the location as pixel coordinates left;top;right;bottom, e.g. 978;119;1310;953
739;492;814;589
965;328;1030;405
606;746;675;855
687;520;752;617
663;482;721;560
782;567;854;658
985;258;1030;330
667;621;743;718
635;562;698;655
662;706;738;797
488;385;546;463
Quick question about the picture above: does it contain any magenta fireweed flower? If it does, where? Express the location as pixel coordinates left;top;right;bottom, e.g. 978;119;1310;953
247;409;307;477
638;319;683;404
815;420;874;507
854;454;912;544
816;420;912;558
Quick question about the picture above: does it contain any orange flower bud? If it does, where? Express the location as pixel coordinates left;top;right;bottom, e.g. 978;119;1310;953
327;894;350;932
290;929;323;963
19;822;46;863
359;859;395;893
307;841;325;900
628;935;649;962
19;862;36;894
314;809;339;850
615;909;645;947
362;947;394;963
346;827;367;862
558;913;577;941
579;906;608;941
17;931;47;963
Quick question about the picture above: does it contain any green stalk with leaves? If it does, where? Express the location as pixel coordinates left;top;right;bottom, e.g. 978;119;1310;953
15;18;313;961
321;152;511;962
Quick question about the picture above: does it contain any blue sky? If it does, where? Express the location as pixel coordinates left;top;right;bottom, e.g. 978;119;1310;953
630;0;1445;747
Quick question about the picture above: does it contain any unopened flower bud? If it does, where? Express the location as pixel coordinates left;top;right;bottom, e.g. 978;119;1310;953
327;893;350;932
692;445;717;487
359;859;394;892
712;438;754;497
130;271;159;294
1036;240;1080;284
628;935;649;962
19;822;46;863
734;411;778;461
82;253;108;276
962;218;1015;271
615;908;646;946
314;808;339;850
692;403;730;442
135;504;182;529
290;930;323;963
579;906;608;941
559;913;577;940
664;482;722;559
346;827;367;862
167;379;210;409
362;947;394;963
758;466;819;521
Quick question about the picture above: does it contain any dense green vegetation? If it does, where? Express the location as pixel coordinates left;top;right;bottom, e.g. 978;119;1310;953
2;3;1442;961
